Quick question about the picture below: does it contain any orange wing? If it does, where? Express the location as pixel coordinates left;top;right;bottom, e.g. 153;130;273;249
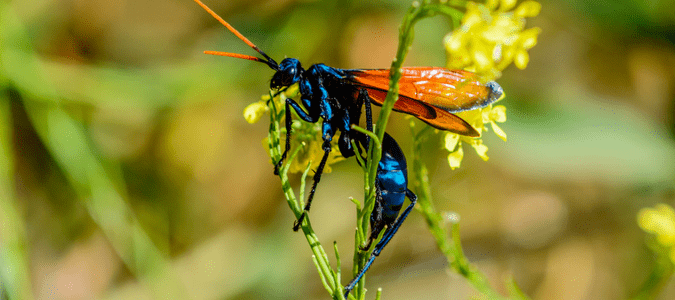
348;67;501;112
346;67;503;136
363;88;480;137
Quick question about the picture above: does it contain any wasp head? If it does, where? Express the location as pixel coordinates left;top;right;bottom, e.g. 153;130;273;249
271;58;303;89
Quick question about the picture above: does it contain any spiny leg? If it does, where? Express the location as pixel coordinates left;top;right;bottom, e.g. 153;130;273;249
275;98;319;175
343;189;417;298
353;88;373;160
292;140;332;231
273;101;294;175
369;190;417;256
362;88;374;154
363;89;373;133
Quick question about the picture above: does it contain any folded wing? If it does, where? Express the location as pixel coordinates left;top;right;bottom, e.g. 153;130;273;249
347;67;503;137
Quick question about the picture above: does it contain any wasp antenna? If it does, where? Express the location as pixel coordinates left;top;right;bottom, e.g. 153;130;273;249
193;0;279;70
204;51;278;69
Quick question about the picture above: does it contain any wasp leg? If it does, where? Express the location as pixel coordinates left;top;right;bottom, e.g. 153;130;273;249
293;139;332;231
343;189;417;298
275;98;319;175
351;88;374;163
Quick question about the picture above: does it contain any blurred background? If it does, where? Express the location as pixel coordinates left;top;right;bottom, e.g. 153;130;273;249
1;0;675;299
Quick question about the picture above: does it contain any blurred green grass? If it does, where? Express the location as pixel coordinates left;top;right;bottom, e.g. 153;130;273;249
1;0;675;299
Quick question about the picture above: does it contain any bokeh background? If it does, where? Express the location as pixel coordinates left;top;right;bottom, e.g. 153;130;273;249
1;0;675;299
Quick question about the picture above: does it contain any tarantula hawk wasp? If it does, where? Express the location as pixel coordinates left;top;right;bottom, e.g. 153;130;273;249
192;0;503;296
192;0;502;231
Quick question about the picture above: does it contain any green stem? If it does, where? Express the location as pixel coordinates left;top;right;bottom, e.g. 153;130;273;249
267;93;344;299
631;254;674;300
410;124;519;300
353;1;464;298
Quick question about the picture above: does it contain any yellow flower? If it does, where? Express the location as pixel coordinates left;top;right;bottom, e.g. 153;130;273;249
244;83;301;124
445;0;542;82
284;120;345;174
443;99;507;169
445;133;463;169
442;0;538;169
638;204;675;264
243;101;268;124
639;204;675;246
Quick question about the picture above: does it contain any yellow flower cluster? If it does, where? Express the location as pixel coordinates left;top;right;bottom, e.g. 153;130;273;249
444;97;507;169
638;204;675;264
243;101;267;124
442;0;540;169
283;120;345;174
244;84;344;175
243;84;300;125
445;0;541;82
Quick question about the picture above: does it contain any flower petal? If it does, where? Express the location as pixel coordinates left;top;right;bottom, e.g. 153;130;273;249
499;0;518;12
490;105;507;122
639;204;675;246
243;101;268;124
519;27;542;49
491;121;508;141
514;1;542;18
445;132;461;151
448;143;464;170
486;0;500;10
514;49;530;69
470;139;490;161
